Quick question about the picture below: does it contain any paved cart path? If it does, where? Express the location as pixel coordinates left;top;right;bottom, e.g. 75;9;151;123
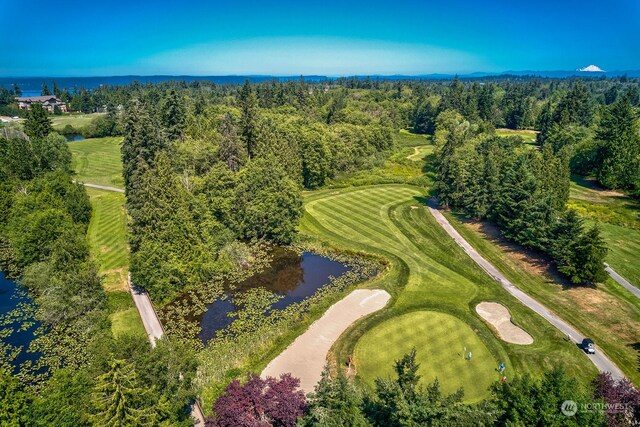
127;275;205;425
427;201;625;380
74;181;125;193
605;263;640;299
262;289;391;393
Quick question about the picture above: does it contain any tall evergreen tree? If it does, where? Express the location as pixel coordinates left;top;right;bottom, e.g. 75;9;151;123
238;80;259;158
553;82;593;127
13;83;22;97
161;88;186;142
24;103;52;140
595;95;640;191
303;366;368;427
121;99;165;195
217;112;247;172
41;82;51;96
90;359;156;427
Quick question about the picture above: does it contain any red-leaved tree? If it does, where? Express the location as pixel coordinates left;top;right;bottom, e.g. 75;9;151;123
206;374;306;427
593;372;640;427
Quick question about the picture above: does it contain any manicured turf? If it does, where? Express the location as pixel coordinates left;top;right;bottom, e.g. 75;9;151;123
111;307;146;338
68;136;124;188
355;311;498;402
86;188;129;291
51;113;105;131
447;214;640;386
107;292;145;339
301;185;596;399
568;176;640;286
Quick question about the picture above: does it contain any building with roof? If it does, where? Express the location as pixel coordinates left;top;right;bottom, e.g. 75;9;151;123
16;96;67;113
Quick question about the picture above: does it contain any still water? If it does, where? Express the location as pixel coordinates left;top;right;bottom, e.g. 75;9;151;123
199;248;351;343
0;272;39;370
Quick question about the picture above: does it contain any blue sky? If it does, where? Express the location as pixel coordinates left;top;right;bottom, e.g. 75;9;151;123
1;0;638;76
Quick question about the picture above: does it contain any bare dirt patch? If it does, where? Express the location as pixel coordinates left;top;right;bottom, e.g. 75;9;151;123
476;302;533;345
462;220;564;282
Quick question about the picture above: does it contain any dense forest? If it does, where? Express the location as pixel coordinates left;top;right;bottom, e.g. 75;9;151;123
1;75;639;425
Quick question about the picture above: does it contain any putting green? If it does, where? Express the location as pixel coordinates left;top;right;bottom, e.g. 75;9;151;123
354;310;499;402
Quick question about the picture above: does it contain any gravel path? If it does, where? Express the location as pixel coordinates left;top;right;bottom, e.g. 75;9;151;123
605;263;640;299
72;180;124;193
261;289;391;393
476;302;533;345
427;201;625;380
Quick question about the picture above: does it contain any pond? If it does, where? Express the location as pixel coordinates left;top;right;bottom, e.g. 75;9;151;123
65;133;85;142
0;272;39;371
198;247;351;343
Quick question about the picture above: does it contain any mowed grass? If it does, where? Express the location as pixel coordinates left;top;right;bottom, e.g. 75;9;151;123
568;175;640;286
301;185;596;399
447;215;640;386
86;188;128;291
107;292;146;339
51;113;105;131
495;128;537;150
69;136;124;188
355;311;497;402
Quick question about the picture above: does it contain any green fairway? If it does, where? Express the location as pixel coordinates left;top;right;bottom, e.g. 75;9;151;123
51;113;105;131
107;292;145;339
301;185;596;399
111;307;146;338
447;214;640;386
69;136;124;188
355;311;498;402
86;187;129;291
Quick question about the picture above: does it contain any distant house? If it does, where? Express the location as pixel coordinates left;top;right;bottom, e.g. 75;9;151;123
16;96;68;113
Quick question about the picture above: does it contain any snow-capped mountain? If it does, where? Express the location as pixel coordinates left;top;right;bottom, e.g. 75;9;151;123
577;65;605;72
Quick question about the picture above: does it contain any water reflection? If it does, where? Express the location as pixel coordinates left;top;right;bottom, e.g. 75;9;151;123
198;248;351;343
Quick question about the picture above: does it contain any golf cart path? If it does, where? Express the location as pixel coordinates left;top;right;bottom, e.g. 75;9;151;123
127;274;205;425
605;263;640;299
261;289;391;393
427;201;625;380
72;180;124;193
406;145;428;161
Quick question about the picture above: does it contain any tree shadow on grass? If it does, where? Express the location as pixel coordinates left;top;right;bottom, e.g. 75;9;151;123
630;342;640;373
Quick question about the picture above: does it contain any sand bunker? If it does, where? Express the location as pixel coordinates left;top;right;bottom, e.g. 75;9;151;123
262;289;391;393
476;302;533;345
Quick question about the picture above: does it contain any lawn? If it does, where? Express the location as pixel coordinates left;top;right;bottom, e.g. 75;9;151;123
107;292;146;339
355;311;498;402
51;112;105;131
568;175;640;286
301;184;596;400
86;188;129;291
446;214;640;386
69;136;124;188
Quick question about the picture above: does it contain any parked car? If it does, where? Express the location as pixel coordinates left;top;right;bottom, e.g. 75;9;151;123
582;338;596;354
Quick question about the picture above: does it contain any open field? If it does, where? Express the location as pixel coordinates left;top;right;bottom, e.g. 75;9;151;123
300;184;596;400
446;215;640;386
69;136;124;188
86;187;129;292
51;112;105;131
568;175;640;286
